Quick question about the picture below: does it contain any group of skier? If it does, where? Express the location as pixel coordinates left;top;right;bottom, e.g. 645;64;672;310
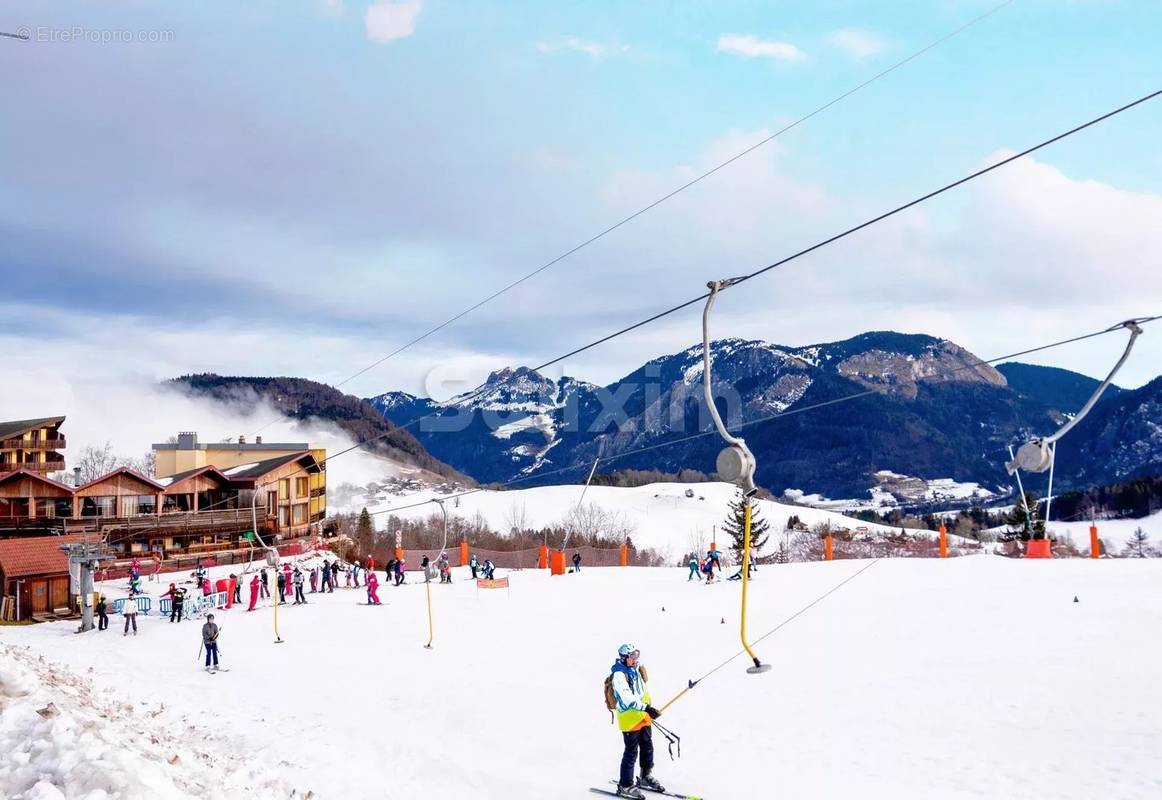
687;548;723;583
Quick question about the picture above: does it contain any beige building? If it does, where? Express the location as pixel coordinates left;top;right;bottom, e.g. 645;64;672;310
152;431;326;478
153;432;326;525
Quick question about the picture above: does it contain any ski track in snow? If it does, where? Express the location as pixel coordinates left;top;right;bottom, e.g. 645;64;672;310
4;555;1162;799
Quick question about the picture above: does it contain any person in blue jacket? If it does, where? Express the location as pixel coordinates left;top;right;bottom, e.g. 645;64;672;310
610;643;665;798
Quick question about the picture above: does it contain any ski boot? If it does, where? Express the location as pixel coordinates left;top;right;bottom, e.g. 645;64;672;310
615;785;645;799
638;774;666;793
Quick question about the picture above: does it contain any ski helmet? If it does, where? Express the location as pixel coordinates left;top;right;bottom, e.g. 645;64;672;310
618;643;639;658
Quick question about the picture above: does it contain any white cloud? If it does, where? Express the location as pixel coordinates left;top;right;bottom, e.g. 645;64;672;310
535;37;629;60
830;28;887;58
364;0;423;44
717;34;806;62
321;0;344;17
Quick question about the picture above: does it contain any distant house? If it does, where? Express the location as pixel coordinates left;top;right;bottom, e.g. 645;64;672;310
0;534;82;620
0;416;66;476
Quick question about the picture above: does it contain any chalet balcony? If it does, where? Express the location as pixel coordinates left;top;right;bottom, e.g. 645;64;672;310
0;459;66;475
0;436;66;451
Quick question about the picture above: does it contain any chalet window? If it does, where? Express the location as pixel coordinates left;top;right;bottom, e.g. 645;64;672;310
81;496;117;517
278;479;290;500
0;498;31;517
124;495;157;515
163;494;194;513
292;503;306;524
294;477;309;497
35;498;72;518
278;506;289;526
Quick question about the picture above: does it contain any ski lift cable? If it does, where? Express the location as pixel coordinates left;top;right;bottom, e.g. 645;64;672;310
358;315;1161;522
279;84;1162;472
318;0;1017;397
197;313;1160;523
267;82;1162;469
531;89;1162;374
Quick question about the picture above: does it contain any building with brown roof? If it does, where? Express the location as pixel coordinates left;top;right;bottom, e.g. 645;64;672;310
0;534;82;621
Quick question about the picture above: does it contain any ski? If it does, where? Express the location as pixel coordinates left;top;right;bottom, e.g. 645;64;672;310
606;781;703;799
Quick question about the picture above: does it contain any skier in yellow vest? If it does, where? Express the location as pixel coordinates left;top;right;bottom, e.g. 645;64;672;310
610;643;665;798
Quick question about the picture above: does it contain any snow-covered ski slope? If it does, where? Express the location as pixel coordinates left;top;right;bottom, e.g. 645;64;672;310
344;481;904;560
4;554;1162;799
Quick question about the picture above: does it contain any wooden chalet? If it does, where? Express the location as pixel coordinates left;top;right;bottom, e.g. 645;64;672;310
0;469;76;535
74;466;165;518
0;534;82;621
0;416;66;476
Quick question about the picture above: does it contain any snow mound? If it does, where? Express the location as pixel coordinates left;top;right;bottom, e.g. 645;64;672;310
0;645;305;800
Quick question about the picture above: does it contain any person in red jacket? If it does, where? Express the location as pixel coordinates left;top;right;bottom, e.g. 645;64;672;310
248;573;260;611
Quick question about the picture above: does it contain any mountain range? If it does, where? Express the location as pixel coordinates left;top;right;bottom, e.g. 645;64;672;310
367;331;1162;505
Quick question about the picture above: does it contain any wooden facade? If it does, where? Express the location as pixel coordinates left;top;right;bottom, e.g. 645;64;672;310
0;417;66;476
0;534;81;621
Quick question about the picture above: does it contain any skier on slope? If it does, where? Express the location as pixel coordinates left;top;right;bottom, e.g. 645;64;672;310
469;553;478;579
367;569;381;605
292;566;307;604
260;569;271;599
320;559;333;593
687;556;699;581
309;566;318;593
248;573;260;611
330;560;340;586
122;591;140;636
230;573;241;605
394;558;406;586
202;613;221;672
161;583;180;622
276;570;287;603
609;643;665;798
572;552;582;573
95;594;109;631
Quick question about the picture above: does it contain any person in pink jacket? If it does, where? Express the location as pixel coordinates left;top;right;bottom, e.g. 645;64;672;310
366;570;381;605
248;573;260;611
282;563;292;594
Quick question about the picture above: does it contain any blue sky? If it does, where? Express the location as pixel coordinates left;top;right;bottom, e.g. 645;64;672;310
2;0;1161;408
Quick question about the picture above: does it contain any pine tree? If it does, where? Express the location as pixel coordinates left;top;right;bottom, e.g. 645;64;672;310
357;507;375;559
1004;491;1045;541
723;490;770;563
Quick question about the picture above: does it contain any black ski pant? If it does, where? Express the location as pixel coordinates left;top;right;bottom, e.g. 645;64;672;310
98;612;108;630
260;582;270;598
619;726;654;788
294;585;306;603
278;586;285;603
171;602;184;622
123;614;137;634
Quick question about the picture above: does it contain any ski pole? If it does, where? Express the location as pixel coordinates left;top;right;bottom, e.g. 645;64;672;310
653;721;681;760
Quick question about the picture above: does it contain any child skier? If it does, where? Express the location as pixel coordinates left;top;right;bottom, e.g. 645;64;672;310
609;643;665;798
96;595;109;631
394;558;405;586
687;556;699;581
248;573;260;611
367;570;381;605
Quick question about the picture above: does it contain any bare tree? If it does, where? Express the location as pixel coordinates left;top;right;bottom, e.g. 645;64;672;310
74;442;119;483
504;500;530;535
120;451;157;478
